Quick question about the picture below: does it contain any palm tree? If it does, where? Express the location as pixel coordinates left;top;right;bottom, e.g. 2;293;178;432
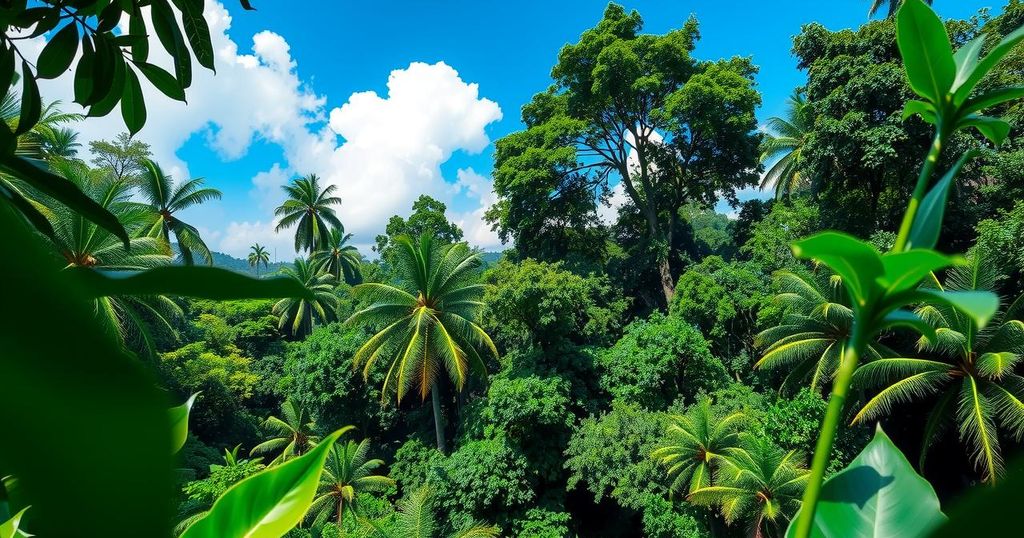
347;234;497;453
250;399;320;465
755;270;890;393
274;173;342;253
42;159;180;354
248;243;270;276
358;486;499;538
273;257;338;338
313;225;362;285
137;159;221;265
759;91;812;200
307;438;396;527
851;251;1024;483
868;0;932;18
653;398;745;496
40;127;81;159
688;435;809;538
0;93;82;159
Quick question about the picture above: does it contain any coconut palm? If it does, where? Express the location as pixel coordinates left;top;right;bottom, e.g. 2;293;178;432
137;159;221;265
868;0;932;18
851;251;1024;483
347;234;497;453
358;486;499;538
250;399;320;465
307;438;396;527
40;127;81;159
759;91;812;200
313;225;362;285
42;159;180;354
273;257;338;338
755;269;890;393
653;398;746;496
688;435;809;538
248;243;270;276
274;173;342;253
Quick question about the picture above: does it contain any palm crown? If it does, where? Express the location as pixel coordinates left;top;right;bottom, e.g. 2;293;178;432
250;399;321;465
137;159;221;265
274;173;342;253
248;243;270;276
307;438;396;527
652;398;745;496
759;90;812;200
358;486;499;538
755;269;889;392
851;251;1024;483
313;225;362;285
273;257;339;338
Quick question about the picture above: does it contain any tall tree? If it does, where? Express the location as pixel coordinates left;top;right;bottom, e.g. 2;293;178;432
274;174;343;253
760;91;812;200
248;243;270;276
273;257;338;339
488;5;761;304
314;225;362;285
307;438;395;526
851;251;1024;483
88;132;152;182
348;234;496;452
375;195;463;258
137;159;221;265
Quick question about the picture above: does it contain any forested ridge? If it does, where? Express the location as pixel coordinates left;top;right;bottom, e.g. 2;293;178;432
2;0;1024;537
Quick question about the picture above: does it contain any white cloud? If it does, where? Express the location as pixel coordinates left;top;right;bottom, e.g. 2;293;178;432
451;168;501;249
219;220;295;263
598;181;628;226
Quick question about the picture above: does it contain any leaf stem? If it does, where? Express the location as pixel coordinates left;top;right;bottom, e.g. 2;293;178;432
793;322;867;538
893;130;944;251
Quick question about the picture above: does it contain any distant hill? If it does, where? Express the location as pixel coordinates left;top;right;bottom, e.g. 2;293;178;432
172;244;289;276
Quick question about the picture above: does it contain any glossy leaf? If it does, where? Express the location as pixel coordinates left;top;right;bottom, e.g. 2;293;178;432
881;309;937;343
906;151;975;251
786;427;945;538
151;0;192;89
962;86;1024;115
180;427;352;538
791;232;883;307
137;62;185;102
951;35;984;95
88;51;125;118
169;393;199;454
129;11;149;64
929;455;1024;537
72;36;95;105
902;100;936;124
69;266;314;301
917;289;1000;329
35;22;78;79
0;507;30;538
956;115;1010;147
178;0;216;71
896;0;955;104
954;25;1024;106
120;66;146;135
878;250;959;294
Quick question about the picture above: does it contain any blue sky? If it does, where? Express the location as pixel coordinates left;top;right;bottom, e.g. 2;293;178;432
37;1;1001;259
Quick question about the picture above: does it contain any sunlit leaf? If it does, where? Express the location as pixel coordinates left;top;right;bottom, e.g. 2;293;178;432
917;289;1000;330
0;506;30;538
906;151;976;251
896;0;955;104
878;250;959;294
953;25;1024;106
169;393;199;454
791;232;883;307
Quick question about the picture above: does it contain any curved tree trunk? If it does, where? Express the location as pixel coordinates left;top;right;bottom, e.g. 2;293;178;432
431;382;447;454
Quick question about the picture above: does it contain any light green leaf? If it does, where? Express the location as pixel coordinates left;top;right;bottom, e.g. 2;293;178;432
918;290;1000;329
181;427;352;538
902;100;937;123
0;507;30;538
879;250;959;295
951;35;984;96
906;150;976;251
896;0;955;104
954;25;1024;106
786;427;945;537
956;114;1011;147
791;232;883;307
961;86;1024;115
169;392;199;454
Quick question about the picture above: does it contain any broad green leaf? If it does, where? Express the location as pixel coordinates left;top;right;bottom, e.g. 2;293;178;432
881;309;937;343
169;393;199;454
786;427;945;538
151;0;192;89
0;156;129;247
896;0;955;104
0;202;173;536
906;151;975;251
69;266;314;301
961;86;1024;115
87;52;125;118
791;232;884;307
14;62;38;136
137;62;186;102
180;427;352;538
956;115;1010;147
951;35;984;96
918;289;1000;329
120;66;146;135
954;25;1024;106
0;43;15;102
0;507;30;538
85;36;116;107
129;11;149;64
35;22;78;79
975;352;1019;379
72;36;94;105
177;0;216;71
879;250;959;295
902;100;936;124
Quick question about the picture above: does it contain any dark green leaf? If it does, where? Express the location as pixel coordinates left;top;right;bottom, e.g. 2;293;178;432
169;392;199;454
896;0;955;104
786;427;945;537
956;114;1011;147
88;53;125;118
791;232;884;307
85;35;116;106
35;22;78;79
954;25;1024;106
97;1;122;32
151;0;192;89
929;456;1024;537
0;156;129;247
881;309;937;343
129;11;149;63
179;0;216;71
26;11;59;39
73;36;95;105
0;43;15;99
14;63;39;136
137;62;186;101
906;150;975;251
69;266;315;301
240;0;256;10
180;427;351;537
120;66;146;135
0;179;56;241
902;100;937;123
962;86;1024;115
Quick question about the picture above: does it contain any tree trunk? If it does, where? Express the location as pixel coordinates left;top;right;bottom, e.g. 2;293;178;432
431;382;447;454
657;257;675;305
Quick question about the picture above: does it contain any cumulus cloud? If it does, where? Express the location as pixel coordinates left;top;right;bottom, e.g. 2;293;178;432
30;2;504;258
451;168;501;249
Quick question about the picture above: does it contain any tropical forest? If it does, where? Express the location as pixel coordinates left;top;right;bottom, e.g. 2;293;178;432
3;0;1024;537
